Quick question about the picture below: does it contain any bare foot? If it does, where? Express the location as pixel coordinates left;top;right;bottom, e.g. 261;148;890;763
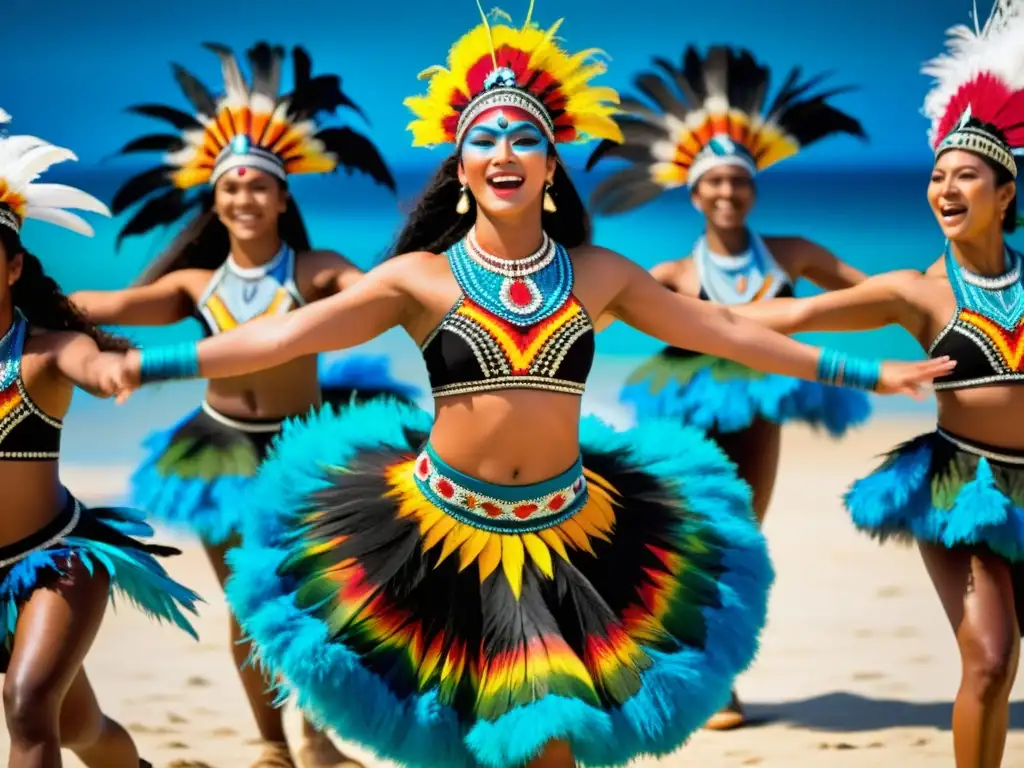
704;691;746;731
296;729;365;768
251;741;296;768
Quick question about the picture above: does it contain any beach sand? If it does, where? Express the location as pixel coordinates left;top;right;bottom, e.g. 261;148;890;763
6;415;1023;767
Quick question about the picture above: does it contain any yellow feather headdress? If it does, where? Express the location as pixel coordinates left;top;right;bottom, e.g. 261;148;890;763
403;2;623;148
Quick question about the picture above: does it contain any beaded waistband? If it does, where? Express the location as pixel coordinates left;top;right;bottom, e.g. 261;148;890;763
412;444;588;533
937;428;1024;465
0;496;81;569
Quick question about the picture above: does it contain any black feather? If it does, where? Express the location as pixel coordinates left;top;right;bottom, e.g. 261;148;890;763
116;187;196;248
126;104;203;131
292;46;313;90
172;65;217;115
111;166;174;215
652;56;701;106
316;127;396;190
116;134;186;155
633;73;689;119
589;167;667;216
290;75;368;124
247;42;286;101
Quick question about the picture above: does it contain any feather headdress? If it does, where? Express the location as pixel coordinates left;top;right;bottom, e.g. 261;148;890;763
403;0;623;148
112;41;396;245
585;46;865;215
923;0;1024;177
0;111;110;237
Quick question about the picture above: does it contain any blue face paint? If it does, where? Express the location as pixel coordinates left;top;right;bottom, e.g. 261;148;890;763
461;113;549;159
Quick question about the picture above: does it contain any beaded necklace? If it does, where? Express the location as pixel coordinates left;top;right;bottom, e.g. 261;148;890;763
0;310;25;393
946;243;1024;329
447;229;573;326
695;230;789;305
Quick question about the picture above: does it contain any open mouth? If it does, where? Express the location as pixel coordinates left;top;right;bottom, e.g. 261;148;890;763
487;175;525;191
940;204;967;224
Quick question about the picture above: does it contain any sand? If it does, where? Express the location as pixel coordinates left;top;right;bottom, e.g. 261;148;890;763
5;416;1024;767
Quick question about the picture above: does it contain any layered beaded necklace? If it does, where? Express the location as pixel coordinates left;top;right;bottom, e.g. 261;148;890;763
447;229;573;326
946;243;1024;329
695;230;789;305
0;310;26;393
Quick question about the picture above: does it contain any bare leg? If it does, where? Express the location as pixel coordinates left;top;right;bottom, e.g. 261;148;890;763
526;740;575;768
703;418;781;730
920;543;1019;768
204;542;364;768
3;559;137;768
61;670;139;767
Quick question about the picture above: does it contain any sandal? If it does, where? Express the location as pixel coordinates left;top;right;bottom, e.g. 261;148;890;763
704;690;746;731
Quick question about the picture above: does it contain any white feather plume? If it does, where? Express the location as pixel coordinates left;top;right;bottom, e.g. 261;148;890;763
0;108;10;124
0;118;110;237
922;0;1024;143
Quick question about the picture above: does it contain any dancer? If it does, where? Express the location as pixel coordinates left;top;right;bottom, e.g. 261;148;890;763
728;3;1024;765
585;45;873;727
0;112;199;768
104;5;950;767
69;41;397;768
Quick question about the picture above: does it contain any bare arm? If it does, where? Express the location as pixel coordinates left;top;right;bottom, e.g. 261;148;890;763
729;270;927;338
306;250;365;297
49;333;126;398
785;237;868;291
70;269;205;326
595;260;680;333
605;253;948;390
128;255;418;382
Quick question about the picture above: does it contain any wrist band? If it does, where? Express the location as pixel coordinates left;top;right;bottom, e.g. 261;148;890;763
139;342;200;384
816;347;880;392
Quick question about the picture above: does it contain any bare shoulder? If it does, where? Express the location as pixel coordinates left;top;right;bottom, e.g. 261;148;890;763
297;248;356;270
23;328;93;362
164;267;216;299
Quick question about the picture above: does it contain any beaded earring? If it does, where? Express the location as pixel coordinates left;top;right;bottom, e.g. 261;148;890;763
543;181;557;213
456;186;471;214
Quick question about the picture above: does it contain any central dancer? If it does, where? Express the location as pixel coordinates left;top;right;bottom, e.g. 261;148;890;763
108;4;953;766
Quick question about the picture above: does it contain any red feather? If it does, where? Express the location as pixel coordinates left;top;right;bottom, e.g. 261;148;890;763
994;89;1024;147
935;73;1015;147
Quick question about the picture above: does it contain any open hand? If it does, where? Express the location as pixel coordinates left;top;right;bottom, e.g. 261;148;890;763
876;356;956;399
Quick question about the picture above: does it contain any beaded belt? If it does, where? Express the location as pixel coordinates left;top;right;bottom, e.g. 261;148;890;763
412;444;588;533
937;428;1024;466
0;497;81;569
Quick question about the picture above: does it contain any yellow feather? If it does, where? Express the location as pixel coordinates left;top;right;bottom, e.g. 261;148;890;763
422;514;458;552
435;520;474;567
478;535;503;583
522;533;554;578
459;530;492;571
415;505;446;537
501;535;526;600
538;527;570;562
575;504;612;543
559;517;596;554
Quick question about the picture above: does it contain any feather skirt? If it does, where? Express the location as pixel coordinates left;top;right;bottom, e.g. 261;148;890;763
0;498;201;670
129;406;280;546
225;400;773;768
621;347;871;436
846;429;1024;560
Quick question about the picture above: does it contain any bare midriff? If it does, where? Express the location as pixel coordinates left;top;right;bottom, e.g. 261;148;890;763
0;462;66;549
203;355;320;420
937;386;1024;450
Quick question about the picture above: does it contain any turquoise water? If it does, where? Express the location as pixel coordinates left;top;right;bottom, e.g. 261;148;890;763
24;162;1016;464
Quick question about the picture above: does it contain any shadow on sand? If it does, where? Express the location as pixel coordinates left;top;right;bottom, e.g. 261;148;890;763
741;692;1024;731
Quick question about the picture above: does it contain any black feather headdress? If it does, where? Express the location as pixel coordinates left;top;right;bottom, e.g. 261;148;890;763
112;41;396;246
586;45;866;215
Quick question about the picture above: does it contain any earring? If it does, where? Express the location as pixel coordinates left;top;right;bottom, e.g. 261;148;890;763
543;181;557;213
456;186;471;215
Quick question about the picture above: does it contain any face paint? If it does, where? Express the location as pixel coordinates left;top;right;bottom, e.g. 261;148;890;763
460;108;549;160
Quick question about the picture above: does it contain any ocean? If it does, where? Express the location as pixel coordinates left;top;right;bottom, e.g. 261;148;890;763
23;162;1016;465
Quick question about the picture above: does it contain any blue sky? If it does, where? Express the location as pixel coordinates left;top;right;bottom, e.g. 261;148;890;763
6;0;979;172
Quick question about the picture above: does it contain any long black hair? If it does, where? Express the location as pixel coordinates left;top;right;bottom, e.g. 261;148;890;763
130;181;312;286
390;151;591;258
0;214;131;351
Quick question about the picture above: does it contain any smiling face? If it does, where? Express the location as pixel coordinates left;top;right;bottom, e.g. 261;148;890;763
690;165;756;231
457;107;556;219
213;167;288;243
928;149;1016;242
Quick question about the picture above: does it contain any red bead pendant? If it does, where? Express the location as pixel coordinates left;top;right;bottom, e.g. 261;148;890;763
508;279;532;307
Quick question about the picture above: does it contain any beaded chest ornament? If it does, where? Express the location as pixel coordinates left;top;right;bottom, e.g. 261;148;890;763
448;229;573;325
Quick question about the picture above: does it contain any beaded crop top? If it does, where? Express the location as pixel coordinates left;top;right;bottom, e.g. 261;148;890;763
421;231;595;398
195;244;304;336
0;311;62;460
929;245;1024;390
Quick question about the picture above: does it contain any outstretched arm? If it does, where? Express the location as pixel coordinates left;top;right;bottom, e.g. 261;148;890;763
786;237;868;291
306;250;366;296
604;254;948;394
70;269;205;326
729;270;927;337
49;333;130;398
123;255;416;388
